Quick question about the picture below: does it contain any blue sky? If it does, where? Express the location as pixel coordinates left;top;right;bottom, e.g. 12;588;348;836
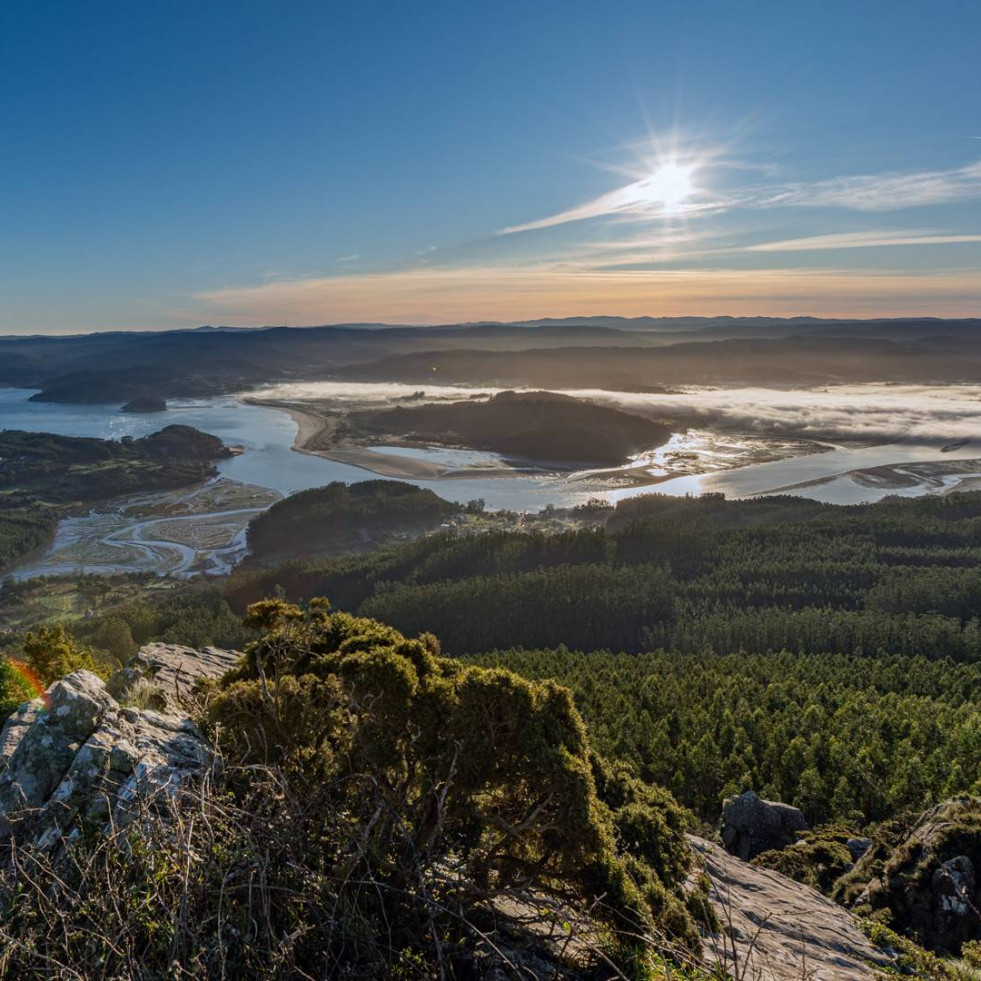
1;0;979;332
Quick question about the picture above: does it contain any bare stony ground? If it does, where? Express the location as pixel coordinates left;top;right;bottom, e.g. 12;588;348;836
135;641;240;707
689;835;894;980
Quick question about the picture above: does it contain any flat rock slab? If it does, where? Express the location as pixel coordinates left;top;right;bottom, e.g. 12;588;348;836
689;835;893;980
137;643;241;707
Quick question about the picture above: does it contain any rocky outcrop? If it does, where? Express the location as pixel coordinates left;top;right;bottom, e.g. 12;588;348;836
854;796;981;954
0;643;240;858
721;790;809;860
115;642;240;710
690;835;894;980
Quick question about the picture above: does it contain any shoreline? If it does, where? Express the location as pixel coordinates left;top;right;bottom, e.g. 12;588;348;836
250;397;795;490
247;396;848;494
255;399;559;480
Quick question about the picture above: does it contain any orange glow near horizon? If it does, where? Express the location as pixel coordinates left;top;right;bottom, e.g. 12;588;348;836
192;265;981;326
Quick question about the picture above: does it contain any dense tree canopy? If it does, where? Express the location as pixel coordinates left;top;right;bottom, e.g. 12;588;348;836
246;479;459;560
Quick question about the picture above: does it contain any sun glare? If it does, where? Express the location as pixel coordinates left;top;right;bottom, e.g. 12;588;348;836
637;161;696;209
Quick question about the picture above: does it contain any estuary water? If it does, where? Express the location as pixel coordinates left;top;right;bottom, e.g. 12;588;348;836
4;382;981;580
4;384;981;511
0;388;594;510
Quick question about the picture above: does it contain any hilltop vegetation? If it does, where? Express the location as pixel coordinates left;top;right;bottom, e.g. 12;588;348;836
246;479;461;561
0;601;707;978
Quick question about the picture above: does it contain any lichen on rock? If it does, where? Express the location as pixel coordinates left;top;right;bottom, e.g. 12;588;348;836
0;646;238;858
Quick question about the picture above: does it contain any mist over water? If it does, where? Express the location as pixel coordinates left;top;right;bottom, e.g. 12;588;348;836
257;380;981;444
558;384;981;444
5;382;981;516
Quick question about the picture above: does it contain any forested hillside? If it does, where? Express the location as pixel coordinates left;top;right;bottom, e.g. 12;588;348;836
471;647;981;826
6;486;981;969
246;480;460;560
13;488;981;846
229;490;981;661
217;489;981;826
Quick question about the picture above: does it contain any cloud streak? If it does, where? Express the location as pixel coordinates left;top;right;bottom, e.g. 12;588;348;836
499;158;981;235
760;160;981;211
747;230;981;252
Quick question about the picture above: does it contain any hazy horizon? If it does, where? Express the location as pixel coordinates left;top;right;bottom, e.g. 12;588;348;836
4;312;981;340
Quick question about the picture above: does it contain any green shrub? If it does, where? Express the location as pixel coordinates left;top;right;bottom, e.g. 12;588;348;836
753;828;856;895
21;625;110;685
204;598;701;967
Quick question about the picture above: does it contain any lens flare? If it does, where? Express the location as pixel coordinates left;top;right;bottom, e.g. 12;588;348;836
6;658;49;706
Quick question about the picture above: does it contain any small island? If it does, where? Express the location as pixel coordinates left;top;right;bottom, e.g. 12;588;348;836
344;390;673;466
122;395;167;413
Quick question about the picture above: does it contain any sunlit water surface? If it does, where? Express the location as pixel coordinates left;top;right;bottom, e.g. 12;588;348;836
0;388;595;510
4;384;981;579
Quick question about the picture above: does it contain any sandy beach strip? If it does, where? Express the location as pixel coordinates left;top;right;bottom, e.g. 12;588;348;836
252;400;530;479
250;396;673;484
277;404;328;450
315;446;540;480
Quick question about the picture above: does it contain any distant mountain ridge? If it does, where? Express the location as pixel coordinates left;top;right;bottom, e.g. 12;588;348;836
1;316;979;404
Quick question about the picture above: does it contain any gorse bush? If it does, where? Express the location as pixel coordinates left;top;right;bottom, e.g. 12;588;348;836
203;598;701;971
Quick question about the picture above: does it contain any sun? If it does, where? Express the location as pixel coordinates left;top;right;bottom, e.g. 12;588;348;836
636;161;696;209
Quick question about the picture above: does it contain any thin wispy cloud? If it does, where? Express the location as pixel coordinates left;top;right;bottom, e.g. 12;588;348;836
761;159;981;211
747;230;981;252
499;179;670;234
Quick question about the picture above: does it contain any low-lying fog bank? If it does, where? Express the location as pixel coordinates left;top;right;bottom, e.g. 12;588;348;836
253;380;981;446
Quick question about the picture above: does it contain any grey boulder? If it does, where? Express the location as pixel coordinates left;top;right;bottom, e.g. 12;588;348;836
721;790;809;860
